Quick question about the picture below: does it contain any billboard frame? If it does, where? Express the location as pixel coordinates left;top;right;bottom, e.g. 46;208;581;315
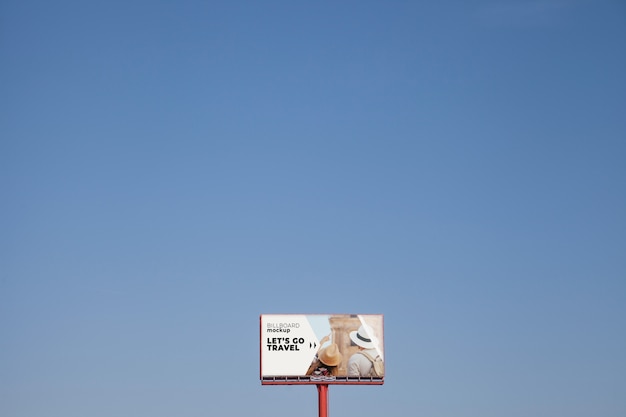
259;314;385;386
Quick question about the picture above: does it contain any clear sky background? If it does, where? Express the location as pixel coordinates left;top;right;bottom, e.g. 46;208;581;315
1;1;625;416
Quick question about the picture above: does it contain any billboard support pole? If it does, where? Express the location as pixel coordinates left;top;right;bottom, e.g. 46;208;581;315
317;384;328;417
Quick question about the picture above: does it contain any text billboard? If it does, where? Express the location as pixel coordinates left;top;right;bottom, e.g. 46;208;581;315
260;314;384;385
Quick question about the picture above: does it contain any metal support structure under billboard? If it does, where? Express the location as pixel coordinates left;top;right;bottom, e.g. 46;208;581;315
317;384;328;417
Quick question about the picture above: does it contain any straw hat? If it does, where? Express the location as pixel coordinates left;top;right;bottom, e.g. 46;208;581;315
349;324;378;349
318;343;343;367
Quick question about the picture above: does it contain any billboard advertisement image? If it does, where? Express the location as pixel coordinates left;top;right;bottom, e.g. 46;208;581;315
260;314;384;385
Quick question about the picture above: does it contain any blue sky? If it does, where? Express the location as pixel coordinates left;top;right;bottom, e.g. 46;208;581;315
1;1;625;416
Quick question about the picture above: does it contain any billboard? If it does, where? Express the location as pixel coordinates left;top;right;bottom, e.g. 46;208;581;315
260;314;384;385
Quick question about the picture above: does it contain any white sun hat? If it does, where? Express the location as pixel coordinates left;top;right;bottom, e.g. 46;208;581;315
349;324;378;349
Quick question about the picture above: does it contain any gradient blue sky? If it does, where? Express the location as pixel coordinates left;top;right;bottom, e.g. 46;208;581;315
1;1;625;416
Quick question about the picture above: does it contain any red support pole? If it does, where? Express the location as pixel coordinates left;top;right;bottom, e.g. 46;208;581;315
317;384;328;417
